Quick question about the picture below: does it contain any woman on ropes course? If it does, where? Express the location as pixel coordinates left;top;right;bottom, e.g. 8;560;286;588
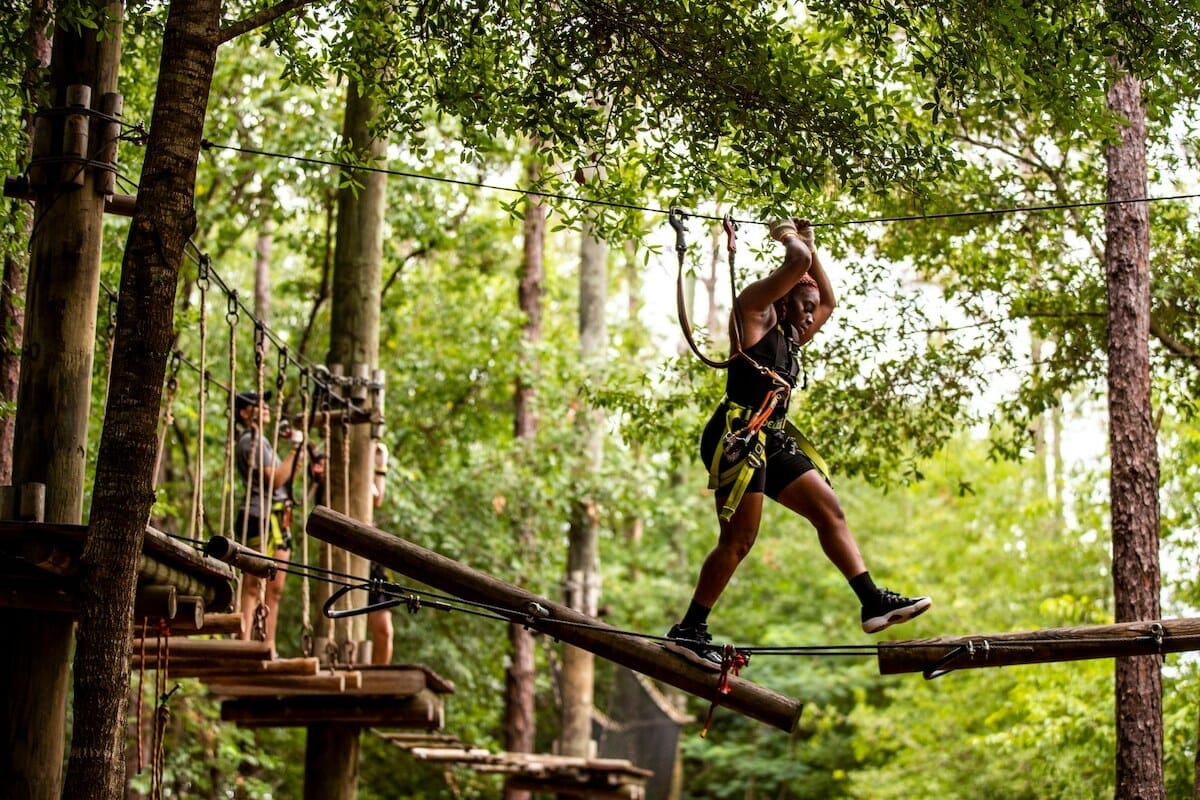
666;216;931;670
234;389;305;654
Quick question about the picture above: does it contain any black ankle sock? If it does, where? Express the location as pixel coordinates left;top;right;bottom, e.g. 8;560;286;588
681;599;711;628
849;571;878;605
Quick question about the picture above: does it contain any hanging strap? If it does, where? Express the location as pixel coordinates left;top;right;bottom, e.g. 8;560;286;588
674;208;742;369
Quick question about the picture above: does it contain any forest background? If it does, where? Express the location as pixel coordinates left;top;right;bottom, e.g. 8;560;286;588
1;1;1200;798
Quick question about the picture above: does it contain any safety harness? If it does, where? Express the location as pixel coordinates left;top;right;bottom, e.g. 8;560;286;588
673;209;829;520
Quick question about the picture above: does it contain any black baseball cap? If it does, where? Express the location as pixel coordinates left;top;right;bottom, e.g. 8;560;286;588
234;389;272;411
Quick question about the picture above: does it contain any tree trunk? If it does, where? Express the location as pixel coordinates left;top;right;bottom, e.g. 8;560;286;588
505;158;545;800
2;5;122;799
306;77;388;800
254;218;273;322
1105;66;1163;800
560;221;606;760
0;0;49;486
64;2;217;797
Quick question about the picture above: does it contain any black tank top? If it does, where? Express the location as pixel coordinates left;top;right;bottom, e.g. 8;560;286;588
724;322;801;417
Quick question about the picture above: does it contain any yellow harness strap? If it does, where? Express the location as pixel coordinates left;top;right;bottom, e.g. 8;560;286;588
708;427;766;522
784;420;831;484
708;402;831;521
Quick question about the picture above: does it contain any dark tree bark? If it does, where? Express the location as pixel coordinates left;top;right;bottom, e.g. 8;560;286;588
505;159;545;800
1104;67;1163;800
0;0;49;486
64;1;220;795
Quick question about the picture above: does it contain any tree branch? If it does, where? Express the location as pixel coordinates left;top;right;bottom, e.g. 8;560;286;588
219;0;322;45
1150;315;1200;369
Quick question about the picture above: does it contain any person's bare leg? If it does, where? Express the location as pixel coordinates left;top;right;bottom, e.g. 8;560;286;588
776;471;930;632
774;472;865;579
690;492;765;608
239;574;262;641
262;548;289;654
369;610;394;664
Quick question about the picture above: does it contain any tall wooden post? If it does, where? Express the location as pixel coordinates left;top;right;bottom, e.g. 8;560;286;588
0;6;122;798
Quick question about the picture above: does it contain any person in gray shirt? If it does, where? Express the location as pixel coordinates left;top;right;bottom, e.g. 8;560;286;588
234;389;305;654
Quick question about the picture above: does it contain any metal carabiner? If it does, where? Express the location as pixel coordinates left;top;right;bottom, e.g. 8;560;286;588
668;207;688;256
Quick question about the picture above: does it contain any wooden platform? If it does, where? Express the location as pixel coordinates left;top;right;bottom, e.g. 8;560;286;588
131;634;455;729
0;519;235;613
403;746;653;799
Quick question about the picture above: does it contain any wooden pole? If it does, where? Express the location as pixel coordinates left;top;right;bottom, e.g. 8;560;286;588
878;617;1200;677
306;506;804;733
134;638;273;662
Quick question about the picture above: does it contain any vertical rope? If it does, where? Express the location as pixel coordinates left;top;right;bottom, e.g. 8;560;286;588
268;342;286;469
340;396;351;515
135;617;149;775
321;384;336;648
186;257;210;542
251;323;268;639
298;369;314;656
222;292;242;606
152;352;181;487
220;291;239;542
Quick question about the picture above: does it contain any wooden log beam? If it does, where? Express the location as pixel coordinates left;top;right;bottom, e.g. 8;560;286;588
375;731;466;749
148;657;321;679
220;689;443;728
0;521;234;611
204;672;356;695
194;612;245;636
878;617;1200;677
4;175;137;216
131;610;242;638
351;667;428;696
307;506;803;733
134;638;273;662
0;574;75;613
133;584;177;620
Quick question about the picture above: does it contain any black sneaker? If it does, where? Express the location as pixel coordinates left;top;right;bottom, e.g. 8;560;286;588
861;589;932;634
664;622;724;671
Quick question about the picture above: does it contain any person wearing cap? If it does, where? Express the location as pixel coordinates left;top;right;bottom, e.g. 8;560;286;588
663;217;931;671
234;389;305;654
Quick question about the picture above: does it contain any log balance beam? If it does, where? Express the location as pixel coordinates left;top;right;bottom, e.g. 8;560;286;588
878;617;1200;678
306;506;803;733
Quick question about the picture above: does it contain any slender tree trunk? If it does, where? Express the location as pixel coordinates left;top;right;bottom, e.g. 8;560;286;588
64;2;216;797
0;0;49;486
505;158;545;800
306;78;388;800
1105;66;1163;800
560;221;606;760
254;219;273;322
